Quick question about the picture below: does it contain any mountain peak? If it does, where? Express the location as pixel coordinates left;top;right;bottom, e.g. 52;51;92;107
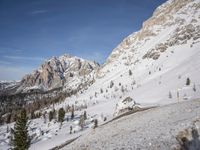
19;54;99;92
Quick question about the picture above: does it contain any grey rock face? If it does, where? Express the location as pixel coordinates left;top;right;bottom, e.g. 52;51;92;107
19;54;99;92
104;0;200;65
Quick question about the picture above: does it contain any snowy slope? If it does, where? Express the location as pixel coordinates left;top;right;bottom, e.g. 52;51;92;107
63;99;200;150
61;0;200;116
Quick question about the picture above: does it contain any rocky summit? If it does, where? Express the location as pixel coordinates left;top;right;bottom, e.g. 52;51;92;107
16;54;99;92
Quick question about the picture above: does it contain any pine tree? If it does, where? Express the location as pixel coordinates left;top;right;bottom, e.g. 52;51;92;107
110;81;114;88
186;78;191;86
6;113;12;124
129;70;132;76
0;115;3;125
30;111;35;119
83;111;87;120
49;111;53;122
70;126;72;134
93;119;98;129
58;108;65;123
71;105;74;120
12;109;30;150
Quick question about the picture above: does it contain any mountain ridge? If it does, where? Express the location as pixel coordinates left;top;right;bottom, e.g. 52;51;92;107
0;54;99;94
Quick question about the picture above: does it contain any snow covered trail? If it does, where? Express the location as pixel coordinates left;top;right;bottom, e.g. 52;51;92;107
62;99;200;150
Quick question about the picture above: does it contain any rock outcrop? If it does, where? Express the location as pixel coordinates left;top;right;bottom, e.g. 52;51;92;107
102;0;200;70
18;54;99;92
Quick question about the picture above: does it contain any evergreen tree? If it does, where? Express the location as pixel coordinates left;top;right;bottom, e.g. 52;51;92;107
58;108;65;123
6;113;12;124
12;109;30;150
52;109;56;119
70;126;72;134
129;70;132;76
71;105;74;120
43;113;47;124
49;111;53;122
30;111;35;119
110;81;114;88
93;119;98;129
83;111;87;120
186;77;191;86
0;115;3;125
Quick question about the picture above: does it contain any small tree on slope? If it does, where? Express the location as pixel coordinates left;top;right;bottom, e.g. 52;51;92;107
94;119;98;129
58;108;65;123
83;111;87;120
186;77;191;86
12;109;30;150
71;105;75;120
49;111;53;122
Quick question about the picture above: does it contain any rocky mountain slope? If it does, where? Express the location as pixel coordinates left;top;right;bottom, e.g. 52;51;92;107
18;54;99;92
103;0;200;67
0;54;99;94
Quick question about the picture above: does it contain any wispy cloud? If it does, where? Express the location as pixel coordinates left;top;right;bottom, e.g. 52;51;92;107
0;46;24;54
3;55;44;61
31;10;48;15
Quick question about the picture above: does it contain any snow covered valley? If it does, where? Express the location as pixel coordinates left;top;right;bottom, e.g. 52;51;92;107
0;0;200;149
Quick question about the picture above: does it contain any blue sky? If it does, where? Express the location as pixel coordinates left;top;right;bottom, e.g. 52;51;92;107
0;0;167;80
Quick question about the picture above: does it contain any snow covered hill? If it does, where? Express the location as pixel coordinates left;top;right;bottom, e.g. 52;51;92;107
63;99;200;150
64;0;200;113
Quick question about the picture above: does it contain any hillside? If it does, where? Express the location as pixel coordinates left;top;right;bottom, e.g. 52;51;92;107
62;0;200;115
63;99;200;150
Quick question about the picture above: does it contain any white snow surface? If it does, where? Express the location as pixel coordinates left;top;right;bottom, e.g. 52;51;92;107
62;99;200;150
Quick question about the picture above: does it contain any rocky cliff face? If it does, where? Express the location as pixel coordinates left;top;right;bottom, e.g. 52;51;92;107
101;0;200;73
18;54;99;92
